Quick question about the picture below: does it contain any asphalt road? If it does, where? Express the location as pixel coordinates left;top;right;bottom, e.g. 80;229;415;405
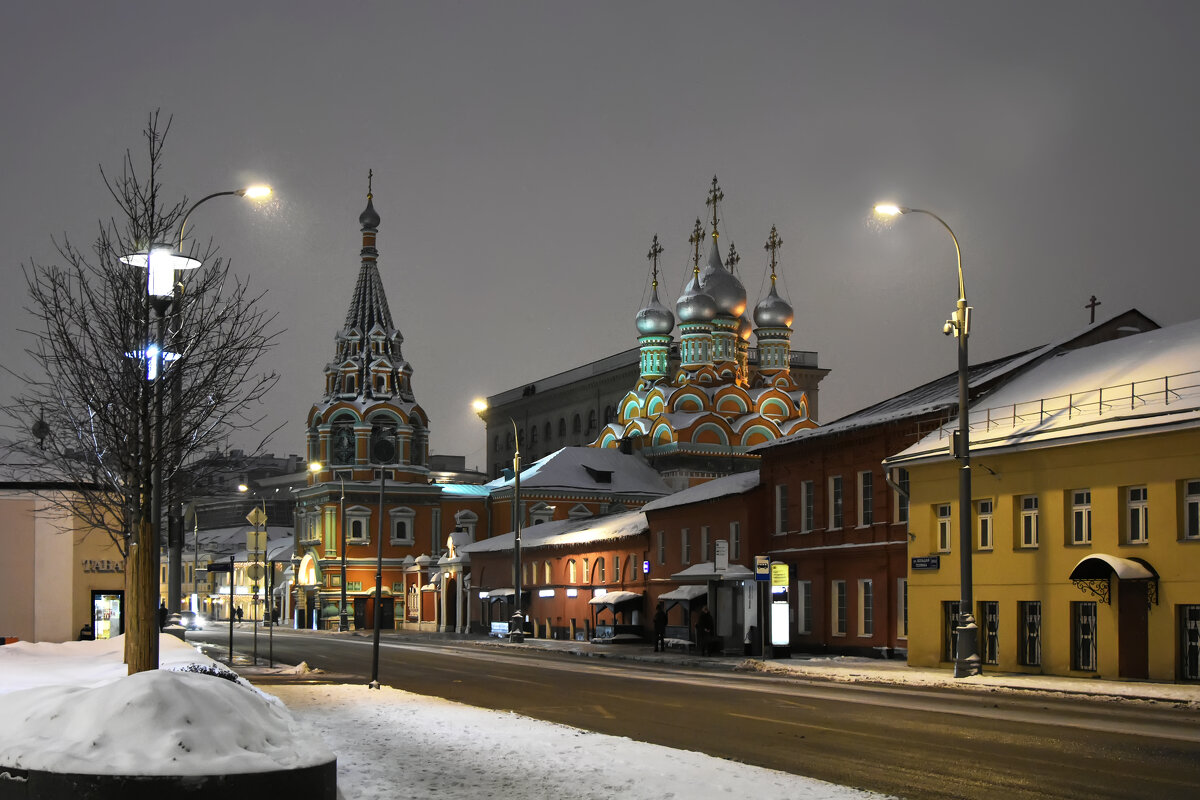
189;626;1200;800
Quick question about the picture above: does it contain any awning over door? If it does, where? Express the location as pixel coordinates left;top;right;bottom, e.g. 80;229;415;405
657;584;707;611
1069;554;1158;605
588;590;642;608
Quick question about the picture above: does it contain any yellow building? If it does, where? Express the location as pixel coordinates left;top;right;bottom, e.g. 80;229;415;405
887;319;1200;681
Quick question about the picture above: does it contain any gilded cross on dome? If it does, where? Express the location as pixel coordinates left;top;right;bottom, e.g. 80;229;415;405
764;225;783;282
646;234;664;287
688;218;705;274
705;176;724;240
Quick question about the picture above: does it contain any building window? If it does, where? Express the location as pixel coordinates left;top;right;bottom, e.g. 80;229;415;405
572;414;581;434
775;484;788;534
390;507;415;545
801;480;814;532
729;521;741;560
829;476;843;529
797;580;813;634
1069;489;1092;545
567;559;577;583
430;508;442;556
858;579;873;637
530;426;538;446
656;531;666;565
324;507;337;554
582;558;590;583
681;528;691;564
544;562;552;584
701;526;711;561
980;601;999;665
596;557;605;584
943;600;961;662
859;471;874;526
493;434;500;453
346;508;370;545
587;410;597;432
937;503;952;552
1019;601;1042;666
544;422;552;441
897;578;908;639
977;499;993;551
1181;479;1200;541
896;468;910;525
1020;495;1039;548
558;418;566;438
1071;601;1098;671
832;580;847;636
1126;485;1148;544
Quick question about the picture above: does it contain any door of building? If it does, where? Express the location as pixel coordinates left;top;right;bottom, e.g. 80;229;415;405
1118;581;1149;679
91;590;124;640
1181;605;1200;680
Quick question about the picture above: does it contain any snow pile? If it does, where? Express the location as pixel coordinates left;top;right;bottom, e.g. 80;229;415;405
0;634;333;776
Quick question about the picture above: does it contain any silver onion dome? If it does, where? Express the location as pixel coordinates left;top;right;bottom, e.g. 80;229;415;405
636;285;675;336
699;244;747;318
676;273;718;324
753;282;794;329
359;195;380;230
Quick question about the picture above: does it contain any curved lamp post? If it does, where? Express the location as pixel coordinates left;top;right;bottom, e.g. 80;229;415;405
308;461;349;632
874;203;980;678
121;184;272;619
472;398;524;642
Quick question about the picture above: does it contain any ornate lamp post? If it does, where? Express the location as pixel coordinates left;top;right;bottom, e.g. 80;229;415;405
874;203;981;678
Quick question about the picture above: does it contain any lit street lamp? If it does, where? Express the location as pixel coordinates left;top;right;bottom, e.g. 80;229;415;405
874;203;981;678
472;398;523;642
309;461;349;632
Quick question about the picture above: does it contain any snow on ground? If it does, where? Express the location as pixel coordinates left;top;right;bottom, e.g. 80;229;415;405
0;635;892;798
264;681;891;800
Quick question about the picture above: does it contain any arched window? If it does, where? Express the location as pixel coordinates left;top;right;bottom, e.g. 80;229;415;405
605;405;615;424
558;418;566;438
588;410;597;432
544;422;552;441
493;434;500;452
531;426;538;445
596;557;605;584
369;416;398;464
572;414;582;434
544;561;552;584
568;559;577;583
410;419;427;466
330;414;356;466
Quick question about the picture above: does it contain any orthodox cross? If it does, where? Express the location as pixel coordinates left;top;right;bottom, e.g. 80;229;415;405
1085;294;1101;324
705;176;724;241
764;225;783;282
646;234;664;288
689;218;705;274
726;241;741;272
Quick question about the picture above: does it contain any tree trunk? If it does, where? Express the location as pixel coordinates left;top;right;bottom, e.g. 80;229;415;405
124;518;159;674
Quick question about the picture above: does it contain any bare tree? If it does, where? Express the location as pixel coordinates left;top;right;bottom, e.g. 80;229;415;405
4;113;282;673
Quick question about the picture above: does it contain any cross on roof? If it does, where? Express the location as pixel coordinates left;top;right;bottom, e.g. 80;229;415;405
646;234;664;287
368;168;373;198
705;176;724;240
764;225;783;280
726;241;740;271
1086;294;1102;324
688;218;705;273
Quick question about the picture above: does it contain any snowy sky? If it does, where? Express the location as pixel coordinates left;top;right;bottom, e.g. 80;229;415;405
2;2;1197;468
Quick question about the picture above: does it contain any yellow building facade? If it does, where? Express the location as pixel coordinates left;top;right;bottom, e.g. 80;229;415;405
890;319;1200;682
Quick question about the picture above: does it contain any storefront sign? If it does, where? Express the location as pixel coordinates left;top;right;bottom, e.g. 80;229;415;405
82;559;124;574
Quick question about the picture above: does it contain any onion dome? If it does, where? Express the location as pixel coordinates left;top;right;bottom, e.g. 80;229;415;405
699;243;747;318
636;283;675;336
676;271;718;324
753;282;794;329
737;314;753;341
359;194;380;230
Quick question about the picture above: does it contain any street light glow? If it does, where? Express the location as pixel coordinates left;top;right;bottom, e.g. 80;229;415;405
873;203;906;217
471;398;488;414
238;185;272;199
308;461;323;473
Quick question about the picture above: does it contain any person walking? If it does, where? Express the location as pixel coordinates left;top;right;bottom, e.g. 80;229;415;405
695;605;715;656
653;602;667;652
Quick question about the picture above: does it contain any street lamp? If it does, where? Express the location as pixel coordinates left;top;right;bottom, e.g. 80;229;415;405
874;202;981;678
122;184;272;618
309;461;348;632
506;418;524;643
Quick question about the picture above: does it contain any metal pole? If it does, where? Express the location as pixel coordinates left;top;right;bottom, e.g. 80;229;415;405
339;475;348;632
953;295;981;677
268;549;274;668
369;469;385;689
510;420;524;643
228;554;234;664
252;513;259;666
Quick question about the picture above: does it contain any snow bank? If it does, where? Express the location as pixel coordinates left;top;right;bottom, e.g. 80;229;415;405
0;634;332;776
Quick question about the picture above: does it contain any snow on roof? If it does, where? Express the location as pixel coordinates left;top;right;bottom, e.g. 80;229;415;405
891;316;1200;463
658;584;708;602
670;562;755;581
588;590;642;606
754;309;1159;453
484;447;670;496
641;470;759;512
438;483;491;497
459;510;647;556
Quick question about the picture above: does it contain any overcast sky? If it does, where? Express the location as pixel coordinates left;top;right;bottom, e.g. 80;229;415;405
3;2;1197;470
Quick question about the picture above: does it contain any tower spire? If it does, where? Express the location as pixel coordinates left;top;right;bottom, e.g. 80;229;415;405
705;175;724;242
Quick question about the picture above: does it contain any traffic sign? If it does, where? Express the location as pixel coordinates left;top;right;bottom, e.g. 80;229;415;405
247;530;266;555
754;555;770;581
246;507;268;527
246;563;265;581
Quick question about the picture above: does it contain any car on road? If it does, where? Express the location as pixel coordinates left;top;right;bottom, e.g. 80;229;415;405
177;611;205;630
